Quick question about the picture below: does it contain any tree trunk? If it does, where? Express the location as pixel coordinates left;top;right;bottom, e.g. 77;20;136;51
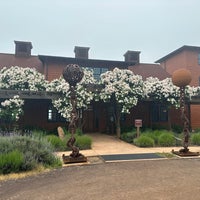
116;123;121;138
115;103;121;138
168;106;172;131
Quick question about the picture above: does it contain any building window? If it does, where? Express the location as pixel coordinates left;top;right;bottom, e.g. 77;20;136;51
199;77;200;86
151;103;168;122
86;67;108;80
47;106;66;122
198;54;200;65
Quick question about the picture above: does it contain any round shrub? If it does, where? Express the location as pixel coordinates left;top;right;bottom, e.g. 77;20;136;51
0;150;24;174
191;133;200;145
134;135;155;147
46;135;66;151
75;135;92;150
121;132;136;143
158;133;175;147
141;130;163;145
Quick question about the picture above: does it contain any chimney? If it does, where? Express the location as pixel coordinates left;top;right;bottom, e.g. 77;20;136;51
74;46;90;59
124;50;140;64
14;41;33;57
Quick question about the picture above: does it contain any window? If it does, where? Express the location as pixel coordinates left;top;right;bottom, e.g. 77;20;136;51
151;103;168;122
47;106;66;122
86;67;108;80
199;77;200;86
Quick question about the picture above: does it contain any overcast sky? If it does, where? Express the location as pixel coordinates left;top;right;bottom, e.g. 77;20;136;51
0;0;200;63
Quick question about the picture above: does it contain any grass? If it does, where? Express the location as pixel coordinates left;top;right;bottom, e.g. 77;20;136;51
157;152;176;158
0;165;51;182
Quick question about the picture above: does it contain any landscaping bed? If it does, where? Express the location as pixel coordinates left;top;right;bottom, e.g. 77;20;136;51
0;128;92;175
121;128;200;147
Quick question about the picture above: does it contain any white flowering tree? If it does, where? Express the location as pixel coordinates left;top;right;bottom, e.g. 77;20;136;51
100;68;144;138
144;77;180;107
0;66;48;91
47;68;97;124
144;77;199;129
0;66;48;132
0;95;24;132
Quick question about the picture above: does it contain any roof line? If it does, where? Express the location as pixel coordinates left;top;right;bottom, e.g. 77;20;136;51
38;54;136;64
155;45;200;63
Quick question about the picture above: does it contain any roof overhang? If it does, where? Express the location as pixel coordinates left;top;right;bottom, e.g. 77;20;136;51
0;90;62;100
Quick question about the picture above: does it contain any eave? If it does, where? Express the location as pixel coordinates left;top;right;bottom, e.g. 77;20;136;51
0;90;62;100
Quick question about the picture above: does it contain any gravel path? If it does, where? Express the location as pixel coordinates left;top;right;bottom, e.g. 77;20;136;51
1;158;200;200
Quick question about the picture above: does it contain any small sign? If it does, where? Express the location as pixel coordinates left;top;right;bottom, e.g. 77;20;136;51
135;119;142;127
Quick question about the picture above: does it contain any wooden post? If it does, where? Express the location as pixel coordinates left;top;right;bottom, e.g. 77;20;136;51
135;119;142;138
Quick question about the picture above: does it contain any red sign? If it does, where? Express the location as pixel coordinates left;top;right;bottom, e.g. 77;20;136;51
135;119;142;127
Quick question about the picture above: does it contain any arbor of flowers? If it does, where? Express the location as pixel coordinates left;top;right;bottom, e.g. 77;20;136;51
0;66;47;91
144;76;199;130
47;68;97;121
0;65;200;141
0;95;24;133
100;68;144;138
0;66;48;133
144;77;180;107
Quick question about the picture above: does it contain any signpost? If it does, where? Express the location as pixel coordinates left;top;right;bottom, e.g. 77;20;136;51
135;119;142;138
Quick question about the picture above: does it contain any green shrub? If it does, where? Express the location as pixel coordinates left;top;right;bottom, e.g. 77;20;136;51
158;133;175;147
191;133;200;145
75;128;83;135
75;135;92;150
193;128;200;133
0;137;13;154
46;135;66;151
172;124;182;134
0;150;24;174
121;126;136;133
134;135;155;147
0;135;62;172
121;131;136;143
140;129;164;145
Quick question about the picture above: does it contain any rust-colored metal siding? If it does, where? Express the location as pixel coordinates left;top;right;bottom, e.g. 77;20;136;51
190;105;200;130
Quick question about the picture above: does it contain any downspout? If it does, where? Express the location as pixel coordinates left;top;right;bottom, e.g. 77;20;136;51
40;57;49;81
44;58;49;80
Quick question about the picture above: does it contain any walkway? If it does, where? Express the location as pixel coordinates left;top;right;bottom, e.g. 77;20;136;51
56;133;200;161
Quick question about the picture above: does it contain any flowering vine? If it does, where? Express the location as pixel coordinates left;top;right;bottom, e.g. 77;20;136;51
100;68;144;113
47;68;96;120
144;77;199;107
0;66;47;91
0;95;24;131
99;68;144;137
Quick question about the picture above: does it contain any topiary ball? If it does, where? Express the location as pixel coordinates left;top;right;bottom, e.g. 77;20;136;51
172;68;192;87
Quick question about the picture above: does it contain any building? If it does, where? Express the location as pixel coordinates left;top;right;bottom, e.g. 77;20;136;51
0;41;179;133
156;45;200;130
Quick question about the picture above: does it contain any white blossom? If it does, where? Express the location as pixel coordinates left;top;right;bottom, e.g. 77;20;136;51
0;95;24;121
100;68;144;113
47;68;96;120
0;66;48;91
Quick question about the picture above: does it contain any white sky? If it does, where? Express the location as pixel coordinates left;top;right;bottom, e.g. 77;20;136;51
0;0;200;63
